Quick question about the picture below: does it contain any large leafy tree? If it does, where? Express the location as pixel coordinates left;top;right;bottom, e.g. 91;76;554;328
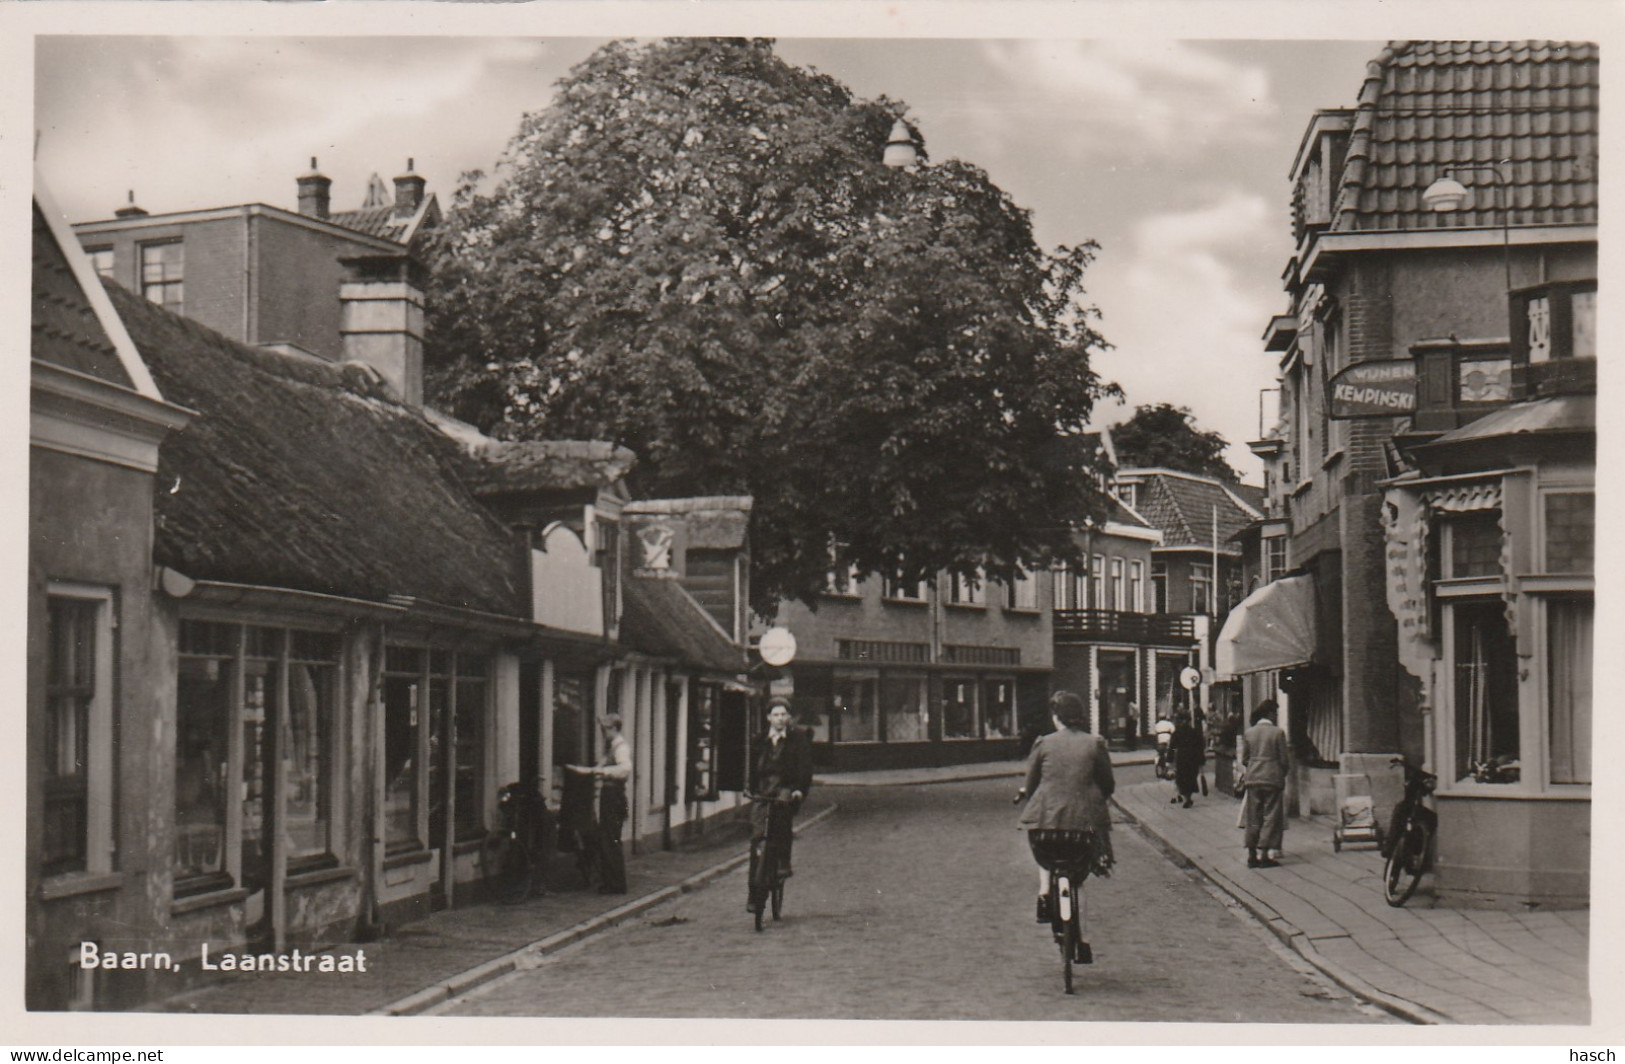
424;37;1119;614
1110;403;1241;483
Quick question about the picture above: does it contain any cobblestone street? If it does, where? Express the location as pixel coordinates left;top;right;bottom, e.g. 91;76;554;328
445;776;1393;1023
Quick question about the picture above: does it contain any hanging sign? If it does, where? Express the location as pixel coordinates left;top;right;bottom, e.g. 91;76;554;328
1328;359;1416;418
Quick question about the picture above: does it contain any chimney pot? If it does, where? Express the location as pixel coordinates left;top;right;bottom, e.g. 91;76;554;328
393;158;427;218
114;189;149;219
297;158;331;219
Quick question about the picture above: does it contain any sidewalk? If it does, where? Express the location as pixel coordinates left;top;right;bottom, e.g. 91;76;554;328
153;798;836;1016
1115;780;1589;1025
814;748;1155;788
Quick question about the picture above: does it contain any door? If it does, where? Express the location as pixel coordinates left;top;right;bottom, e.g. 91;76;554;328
1098;650;1137;749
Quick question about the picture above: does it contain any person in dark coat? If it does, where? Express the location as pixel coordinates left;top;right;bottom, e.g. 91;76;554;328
1170;710;1206;808
747;698;813;901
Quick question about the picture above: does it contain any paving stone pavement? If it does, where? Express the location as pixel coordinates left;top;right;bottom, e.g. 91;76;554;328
442;777;1391;1023
152;798;832;1015
1115;779;1590;1025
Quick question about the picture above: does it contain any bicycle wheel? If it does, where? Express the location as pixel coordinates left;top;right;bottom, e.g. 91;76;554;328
1060;901;1077;994
1382;820;1430;907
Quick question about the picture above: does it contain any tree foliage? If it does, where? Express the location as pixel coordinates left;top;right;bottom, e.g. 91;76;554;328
1109;403;1240;483
423;37;1119;615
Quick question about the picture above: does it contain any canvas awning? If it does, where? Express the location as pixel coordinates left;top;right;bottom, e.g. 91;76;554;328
1215;575;1317;679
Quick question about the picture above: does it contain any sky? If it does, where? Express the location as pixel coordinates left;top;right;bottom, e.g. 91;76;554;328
35;32;1383;481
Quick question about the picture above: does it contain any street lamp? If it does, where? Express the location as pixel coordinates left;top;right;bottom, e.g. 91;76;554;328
1423;163;1512;294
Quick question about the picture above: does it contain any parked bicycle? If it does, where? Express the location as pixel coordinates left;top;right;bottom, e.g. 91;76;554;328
1380;757;1437;907
743;791;795;932
483;782;548;905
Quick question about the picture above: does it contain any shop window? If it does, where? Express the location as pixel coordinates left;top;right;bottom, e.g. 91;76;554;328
43;589;114;880
833;672;879;742
175;620;338;896
984;679;1016;739
1154;655;1187;725
285;632;339;864
382;644;486;852
1451;601;1520;784
453;659;490;841
139;240;184;314
687;682;718;801
552;673;592;785
943;679;981;740
1544;493;1594;574
881;674;928;742
1446;513;1502;579
1548;597;1592;785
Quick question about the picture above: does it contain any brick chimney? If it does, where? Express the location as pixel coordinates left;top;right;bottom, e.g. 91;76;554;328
113;190;148;219
297;157;331;219
393;158;426;219
339;254;424;407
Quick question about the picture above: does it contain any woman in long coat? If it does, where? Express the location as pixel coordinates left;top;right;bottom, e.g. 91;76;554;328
1170;710;1206;808
1017;690;1116;922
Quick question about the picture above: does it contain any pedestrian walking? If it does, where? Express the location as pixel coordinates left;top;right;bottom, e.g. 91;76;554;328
566;714;632;894
1237;699;1291;868
1170;710;1205;808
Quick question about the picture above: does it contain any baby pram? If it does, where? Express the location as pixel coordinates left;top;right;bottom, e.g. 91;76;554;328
1332;787;1382;852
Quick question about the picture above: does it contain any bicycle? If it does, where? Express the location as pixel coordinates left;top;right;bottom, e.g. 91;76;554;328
483;782;546;905
743;791;795;932
1380;757;1437;907
1027;829;1097;995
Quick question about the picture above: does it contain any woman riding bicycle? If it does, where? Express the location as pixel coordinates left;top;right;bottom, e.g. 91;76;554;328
1016;691;1116;925
745;697;813;913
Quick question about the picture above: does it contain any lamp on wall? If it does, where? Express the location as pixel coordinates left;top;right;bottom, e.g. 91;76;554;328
1422;163;1512;294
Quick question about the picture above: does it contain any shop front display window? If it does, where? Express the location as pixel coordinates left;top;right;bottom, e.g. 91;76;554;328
943;679;980;739
833;672;879;742
454;660;490;840
983;679;1016;738
881;675;928;742
1548;597;1593;785
1452;601;1519;784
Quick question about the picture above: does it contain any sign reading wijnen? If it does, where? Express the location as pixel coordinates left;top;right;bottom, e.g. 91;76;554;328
1328;359;1416;419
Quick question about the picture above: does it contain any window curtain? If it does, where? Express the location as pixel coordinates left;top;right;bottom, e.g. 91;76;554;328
1549;598;1593;784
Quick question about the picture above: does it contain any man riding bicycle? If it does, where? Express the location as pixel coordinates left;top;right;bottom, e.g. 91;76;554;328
1016;691;1116;958
746;697;813;914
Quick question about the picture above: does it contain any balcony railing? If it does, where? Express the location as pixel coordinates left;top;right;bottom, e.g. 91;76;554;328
1053;609;1195;646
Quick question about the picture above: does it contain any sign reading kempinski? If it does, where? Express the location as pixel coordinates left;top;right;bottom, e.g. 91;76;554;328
1328;359;1416;418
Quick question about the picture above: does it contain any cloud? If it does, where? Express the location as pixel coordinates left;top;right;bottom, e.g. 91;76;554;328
1090;190;1283;478
976;40;1275;163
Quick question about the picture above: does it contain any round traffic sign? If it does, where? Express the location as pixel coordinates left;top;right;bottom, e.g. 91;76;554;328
1179;666;1202;690
759;627;798;667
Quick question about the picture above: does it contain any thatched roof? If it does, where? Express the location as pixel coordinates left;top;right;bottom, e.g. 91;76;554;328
107;283;525;616
620;576;745;675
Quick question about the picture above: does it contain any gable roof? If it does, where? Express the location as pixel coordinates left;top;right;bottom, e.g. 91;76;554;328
1336;40;1598;232
619;576;746;675
1118;469;1261;552
33;186;167;398
107;282;526;615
